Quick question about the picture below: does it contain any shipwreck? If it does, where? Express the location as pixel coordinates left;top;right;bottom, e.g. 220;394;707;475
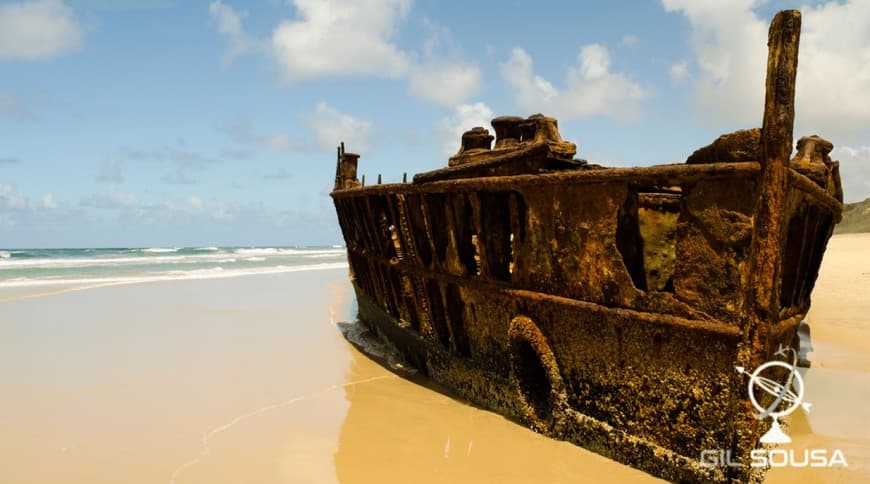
330;10;843;482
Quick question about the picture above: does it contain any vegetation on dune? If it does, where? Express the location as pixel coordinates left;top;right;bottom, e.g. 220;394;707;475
836;198;870;234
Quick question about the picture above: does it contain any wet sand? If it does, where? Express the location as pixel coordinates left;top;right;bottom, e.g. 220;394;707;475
1;234;868;483
766;233;870;483
0;269;653;483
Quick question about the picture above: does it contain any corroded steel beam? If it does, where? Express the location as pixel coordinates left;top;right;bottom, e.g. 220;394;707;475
332;161;762;197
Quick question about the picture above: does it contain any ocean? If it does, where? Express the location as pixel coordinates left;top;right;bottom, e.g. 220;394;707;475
0;246;348;290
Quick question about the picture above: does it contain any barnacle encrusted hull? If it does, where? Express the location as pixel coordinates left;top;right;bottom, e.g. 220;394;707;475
330;10;843;483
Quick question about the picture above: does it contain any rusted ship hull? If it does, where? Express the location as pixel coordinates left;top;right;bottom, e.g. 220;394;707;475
352;282;741;482
330;11;843;483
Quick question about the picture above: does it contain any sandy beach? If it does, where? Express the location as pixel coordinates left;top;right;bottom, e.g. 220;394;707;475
765;233;870;483
1;234;869;483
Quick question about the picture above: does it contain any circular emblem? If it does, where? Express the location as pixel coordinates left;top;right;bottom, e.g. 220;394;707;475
747;360;805;419
736;345;811;444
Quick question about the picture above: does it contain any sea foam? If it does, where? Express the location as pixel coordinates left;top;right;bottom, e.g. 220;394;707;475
0;262;348;289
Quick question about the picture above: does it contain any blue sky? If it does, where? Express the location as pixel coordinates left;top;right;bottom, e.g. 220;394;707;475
1;0;868;248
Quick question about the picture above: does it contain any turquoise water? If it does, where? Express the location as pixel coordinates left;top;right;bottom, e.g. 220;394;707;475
0;246;348;288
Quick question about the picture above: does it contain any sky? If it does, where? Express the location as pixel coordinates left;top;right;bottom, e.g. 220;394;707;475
1;0;869;248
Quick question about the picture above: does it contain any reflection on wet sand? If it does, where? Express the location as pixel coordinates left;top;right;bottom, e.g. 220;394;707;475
764;234;870;483
333;325;659;483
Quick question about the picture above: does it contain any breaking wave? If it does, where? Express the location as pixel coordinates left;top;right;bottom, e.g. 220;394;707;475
0;262;348;289
0;247;346;270
142;247;180;253
0;246;349;291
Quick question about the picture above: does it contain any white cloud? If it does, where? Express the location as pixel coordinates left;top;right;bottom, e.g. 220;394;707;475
81;185;139;212
208;1;260;66
660;0;778;124
271;0;411;81
669;59;689;83
83;187;222;222
437;102;493;157
407;20;481;106
501;48;557;108
408;61;481;106
164;195;205;215
188;196;203;211
662;0;870;141
208;2;243;41
0;183;28;228
795;1;870;139
833;145;870;202
0;183;77;230
501;45;647;121
41;193;57;209
0;0;83;61
310;102;373;153
0;183;28;210
210;2;480;107
108;185;137;208
621;34;638;47
579;44;610;79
